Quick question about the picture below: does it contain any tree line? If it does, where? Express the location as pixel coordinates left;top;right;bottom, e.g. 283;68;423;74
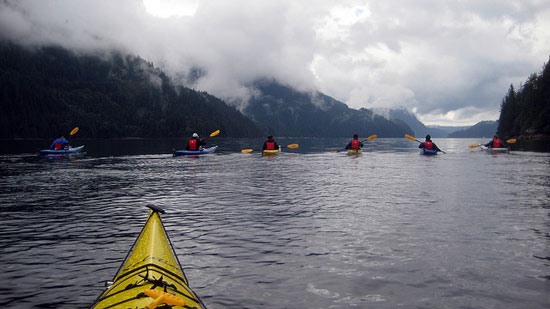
497;57;550;138
0;43;261;138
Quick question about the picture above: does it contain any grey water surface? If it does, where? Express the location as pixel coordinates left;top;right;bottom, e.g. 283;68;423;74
0;138;548;308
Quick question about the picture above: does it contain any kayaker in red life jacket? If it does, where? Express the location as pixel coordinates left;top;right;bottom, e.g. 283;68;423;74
345;134;363;150
262;135;279;150
418;135;442;152
484;135;502;148
49;135;70;150
185;133;206;151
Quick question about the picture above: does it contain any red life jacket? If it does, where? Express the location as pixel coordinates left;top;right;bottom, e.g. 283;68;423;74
493;138;501;148
188;139;198;150
266;141;275;150
424;141;433;150
351;139;360;149
54;141;63;150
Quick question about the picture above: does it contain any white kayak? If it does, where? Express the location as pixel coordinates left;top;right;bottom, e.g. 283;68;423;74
481;146;509;153
173;146;218;156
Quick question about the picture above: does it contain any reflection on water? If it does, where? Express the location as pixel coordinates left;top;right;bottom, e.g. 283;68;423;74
0;138;549;308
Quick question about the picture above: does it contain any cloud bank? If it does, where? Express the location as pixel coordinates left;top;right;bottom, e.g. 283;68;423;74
1;0;549;125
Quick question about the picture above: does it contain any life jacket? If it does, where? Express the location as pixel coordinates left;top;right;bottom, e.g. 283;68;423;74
54;139;63;150
188;139;198;150
266;141;275;150
351;139;360;149
493;138;501;148
424;141;433;150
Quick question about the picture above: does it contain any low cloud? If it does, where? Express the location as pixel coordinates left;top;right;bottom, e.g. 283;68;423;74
1;0;549;125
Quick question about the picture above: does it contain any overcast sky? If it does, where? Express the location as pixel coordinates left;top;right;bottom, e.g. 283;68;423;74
1;0;549;125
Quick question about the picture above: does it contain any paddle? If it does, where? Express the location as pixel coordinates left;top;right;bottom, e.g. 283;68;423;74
468;138;517;149
241;144;299;153
404;134;422;143
365;134;377;141
209;130;220;137
405;134;446;154
70;127;79;136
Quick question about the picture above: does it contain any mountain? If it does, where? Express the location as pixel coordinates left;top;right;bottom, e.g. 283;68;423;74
0;43;262;138
447;121;498;138
428;125;470;134
242;80;412;137
372;108;448;137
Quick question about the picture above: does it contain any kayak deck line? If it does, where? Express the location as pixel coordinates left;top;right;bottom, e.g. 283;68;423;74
95;264;196;303
94;269;200;309
91;205;205;309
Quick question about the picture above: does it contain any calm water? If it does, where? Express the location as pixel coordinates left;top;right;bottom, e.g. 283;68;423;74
0;138;549;308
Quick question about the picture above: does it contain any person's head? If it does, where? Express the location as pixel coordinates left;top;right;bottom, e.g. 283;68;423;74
60;135;65;140
425;135;431;141
493;135;498;139
192;133;199;138
268;135;273;140
353;134;358;139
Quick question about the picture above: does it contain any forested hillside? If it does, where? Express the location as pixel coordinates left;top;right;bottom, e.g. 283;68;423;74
448;121;498;138
0;43;261;138
244;80;412;137
497;57;550;138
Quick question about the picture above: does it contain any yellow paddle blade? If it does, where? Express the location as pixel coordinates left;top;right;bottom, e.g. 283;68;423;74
70;127;79;135
209;130;220;137
506;138;517;144
366;134;377;141
286;144;299;148
469;144;480;149
241;149;253;153
404;134;415;141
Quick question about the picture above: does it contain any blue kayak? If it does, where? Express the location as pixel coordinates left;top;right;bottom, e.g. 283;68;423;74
420;149;438;155
173;146;218;156
40;145;85;156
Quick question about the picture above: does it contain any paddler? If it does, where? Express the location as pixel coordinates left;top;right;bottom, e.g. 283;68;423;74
262;135;279;151
484;135;502;148
49;135;70;150
185;133;206;151
345;134;363;151
418;135;442;152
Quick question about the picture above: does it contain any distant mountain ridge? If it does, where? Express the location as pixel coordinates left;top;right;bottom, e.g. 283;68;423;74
243;80;412;137
448;121;498;138
372;108;448;137
428;125;470;134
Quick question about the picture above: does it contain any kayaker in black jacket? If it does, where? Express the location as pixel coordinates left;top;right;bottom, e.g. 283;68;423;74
185;133;206;151
262;135;279;150
345;134;363;150
418;135;442;152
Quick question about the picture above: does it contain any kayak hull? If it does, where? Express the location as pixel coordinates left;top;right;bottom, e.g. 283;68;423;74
483;147;509;153
347;148;362;155
262;146;281;156
40;145;84;156
173;146;218;156
91;205;205;309
421;149;438;155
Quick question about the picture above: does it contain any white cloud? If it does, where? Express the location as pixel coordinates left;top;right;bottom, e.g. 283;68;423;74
0;0;549;125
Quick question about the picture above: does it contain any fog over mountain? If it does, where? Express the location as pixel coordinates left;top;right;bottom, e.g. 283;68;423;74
1;0;549;125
